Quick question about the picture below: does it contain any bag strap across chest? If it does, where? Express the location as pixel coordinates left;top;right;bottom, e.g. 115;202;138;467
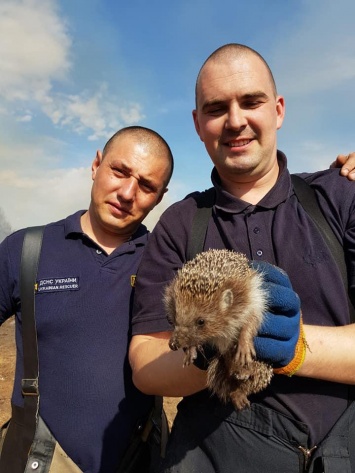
20;225;45;466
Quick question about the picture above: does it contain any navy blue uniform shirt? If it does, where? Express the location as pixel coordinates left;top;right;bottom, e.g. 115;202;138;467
0;211;154;473
132;151;355;446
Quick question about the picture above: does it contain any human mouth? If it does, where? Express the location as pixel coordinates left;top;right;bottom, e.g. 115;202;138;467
226;139;252;148
108;202;132;216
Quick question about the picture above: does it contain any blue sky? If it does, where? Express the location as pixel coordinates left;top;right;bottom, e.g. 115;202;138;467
1;0;355;232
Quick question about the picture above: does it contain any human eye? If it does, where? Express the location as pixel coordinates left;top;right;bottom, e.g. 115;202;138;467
245;100;261;108
203;102;226;116
242;94;267;109
112;166;127;178
139;180;156;193
241;99;264;109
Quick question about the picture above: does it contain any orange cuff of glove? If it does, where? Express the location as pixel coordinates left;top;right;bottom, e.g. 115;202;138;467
273;317;307;377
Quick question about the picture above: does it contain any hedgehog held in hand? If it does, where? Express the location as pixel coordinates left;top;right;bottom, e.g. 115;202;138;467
164;249;273;410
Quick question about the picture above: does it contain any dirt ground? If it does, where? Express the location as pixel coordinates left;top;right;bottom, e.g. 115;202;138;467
0;318;179;428
0;317;16;426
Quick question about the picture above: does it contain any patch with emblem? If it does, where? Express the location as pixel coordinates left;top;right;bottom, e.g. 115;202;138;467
131;275;136;287
36;277;80;293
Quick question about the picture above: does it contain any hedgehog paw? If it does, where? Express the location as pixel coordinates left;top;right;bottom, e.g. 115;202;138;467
230;391;250;410
235;345;255;366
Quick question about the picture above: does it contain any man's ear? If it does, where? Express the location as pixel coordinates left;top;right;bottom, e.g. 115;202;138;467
92;150;102;180
276;95;285;131
192;109;204;142
156;187;168;205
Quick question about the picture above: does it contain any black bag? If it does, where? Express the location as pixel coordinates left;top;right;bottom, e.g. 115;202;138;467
116;396;169;473
0;420;11;455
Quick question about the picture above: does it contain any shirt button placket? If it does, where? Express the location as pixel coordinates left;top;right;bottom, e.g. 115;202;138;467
254;227;263;257
247;212;264;259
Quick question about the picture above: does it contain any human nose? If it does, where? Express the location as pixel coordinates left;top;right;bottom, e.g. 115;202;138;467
118;177;137;202
225;103;247;130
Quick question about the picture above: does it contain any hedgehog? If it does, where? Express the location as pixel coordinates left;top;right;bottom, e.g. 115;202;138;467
164;249;273;410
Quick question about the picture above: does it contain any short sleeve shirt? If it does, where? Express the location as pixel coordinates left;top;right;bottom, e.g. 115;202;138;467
0;211;154;473
132;152;355;445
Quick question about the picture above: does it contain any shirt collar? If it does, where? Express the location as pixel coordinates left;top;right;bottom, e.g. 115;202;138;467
64;210;86;237
211;150;292;214
63;210;149;249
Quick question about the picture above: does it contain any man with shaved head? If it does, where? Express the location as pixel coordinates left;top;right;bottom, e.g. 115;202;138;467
130;45;355;472
0;126;173;473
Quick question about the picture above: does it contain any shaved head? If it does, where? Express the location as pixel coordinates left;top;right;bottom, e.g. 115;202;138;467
195;43;277;107
102;126;174;187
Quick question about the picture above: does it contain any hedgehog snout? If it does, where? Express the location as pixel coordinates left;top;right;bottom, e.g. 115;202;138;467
169;323;197;352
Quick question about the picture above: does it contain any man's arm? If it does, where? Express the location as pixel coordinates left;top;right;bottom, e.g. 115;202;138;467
296;323;355;384
129;325;355;396
129;332;207;397
130;261;355;397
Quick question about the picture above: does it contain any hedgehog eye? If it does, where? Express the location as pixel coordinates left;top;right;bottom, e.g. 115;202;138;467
197;318;205;327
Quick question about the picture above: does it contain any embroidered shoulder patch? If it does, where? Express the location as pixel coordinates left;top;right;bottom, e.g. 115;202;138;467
36;277;80;293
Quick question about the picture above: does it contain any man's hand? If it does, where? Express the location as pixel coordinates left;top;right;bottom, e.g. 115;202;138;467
330;152;355;180
250;261;303;372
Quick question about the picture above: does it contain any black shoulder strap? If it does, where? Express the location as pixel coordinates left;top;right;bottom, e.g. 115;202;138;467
291;174;355;323
187;188;215;261
20;225;45;463
292;175;355;404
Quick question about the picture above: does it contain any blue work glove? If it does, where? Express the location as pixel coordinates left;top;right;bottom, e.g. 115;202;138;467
250;261;302;369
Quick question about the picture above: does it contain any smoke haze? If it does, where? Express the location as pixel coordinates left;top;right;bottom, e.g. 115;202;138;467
0;207;12;243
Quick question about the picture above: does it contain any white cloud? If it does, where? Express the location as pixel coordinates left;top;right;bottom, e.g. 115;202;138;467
0;166;92;230
42;85;145;141
0;132;66;172
0;0;71;101
17;112;33;123
0;0;145;141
